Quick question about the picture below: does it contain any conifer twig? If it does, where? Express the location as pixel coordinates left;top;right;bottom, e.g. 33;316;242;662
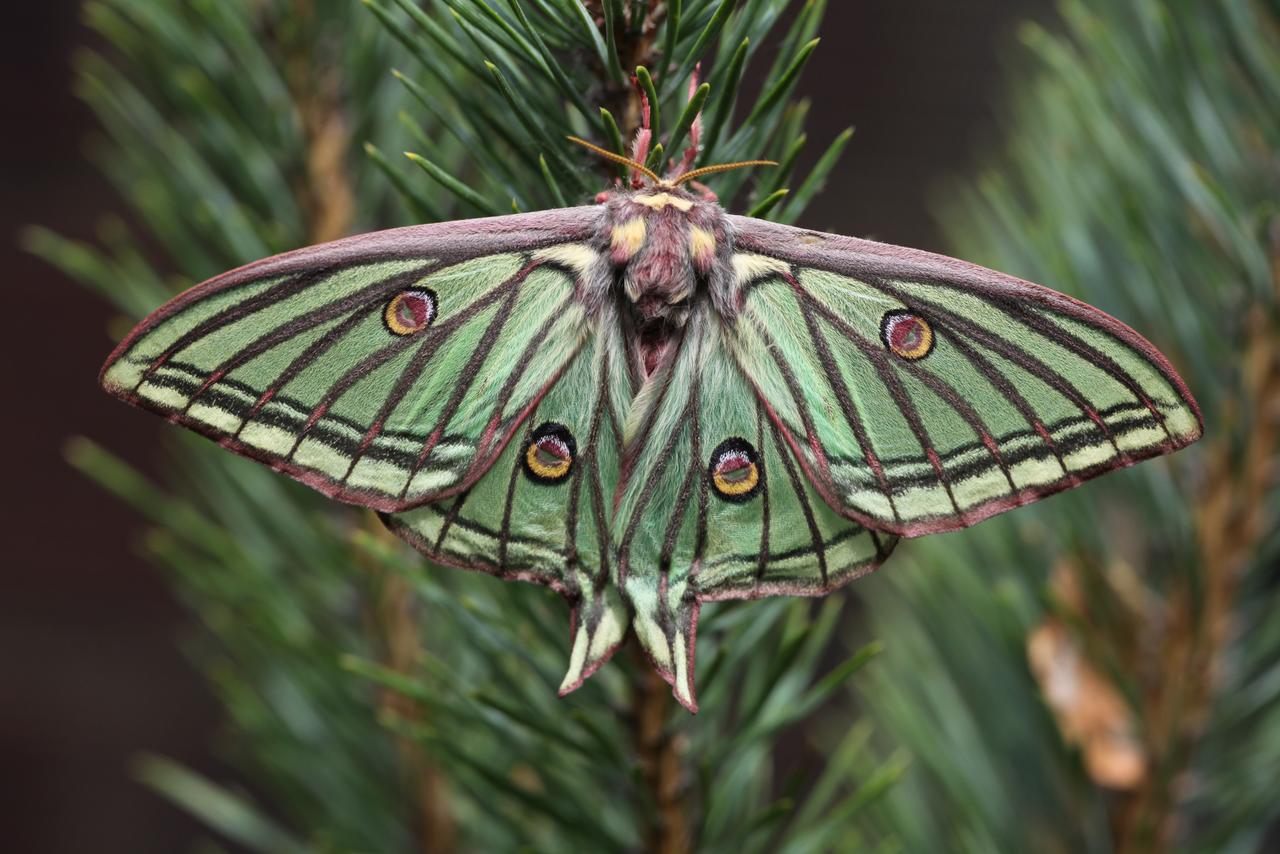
1117;226;1280;853
633;648;690;854
286;0;355;243
289;4;452;846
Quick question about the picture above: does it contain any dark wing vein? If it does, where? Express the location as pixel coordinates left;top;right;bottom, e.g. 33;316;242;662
872;279;1127;458
979;290;1173;440
754;402;771;585
790;276;901;522
797;286;1016;493
767;415;828;588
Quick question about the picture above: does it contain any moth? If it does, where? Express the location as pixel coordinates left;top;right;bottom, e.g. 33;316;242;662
100;138;1201;712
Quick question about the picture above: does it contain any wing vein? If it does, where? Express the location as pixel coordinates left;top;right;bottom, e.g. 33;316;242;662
433;488;473;552
397;265;536;496
988;294;1173;439
619;397;696;584
140;262;432;390
181;264;439;413
767;414;828;589
497;428;526;570
801;290;1016;492
784;275;963;518
754;401;771;587
873;279;1127;459
789;279;902;523
565;346;608;580
944;331;1073;478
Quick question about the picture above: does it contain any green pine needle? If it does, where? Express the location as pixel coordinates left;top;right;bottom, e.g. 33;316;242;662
746;187;789;219
634;65;661;141
667;81;711;160
404;150;502;215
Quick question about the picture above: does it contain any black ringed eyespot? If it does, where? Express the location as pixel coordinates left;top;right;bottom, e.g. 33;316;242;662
523;422;576;485
708;437;762;503
880;309;935;360
384;288;438;336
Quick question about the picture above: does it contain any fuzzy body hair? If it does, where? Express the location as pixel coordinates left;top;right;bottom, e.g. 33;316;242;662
585;186;739;386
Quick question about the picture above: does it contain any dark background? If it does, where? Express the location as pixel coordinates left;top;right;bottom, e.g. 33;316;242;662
2;2;1050;850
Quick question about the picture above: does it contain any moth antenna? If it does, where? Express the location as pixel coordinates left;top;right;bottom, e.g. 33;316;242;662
567;135;661;185
673;159;778;186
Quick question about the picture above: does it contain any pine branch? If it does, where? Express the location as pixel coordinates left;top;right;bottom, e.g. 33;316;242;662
633;652;691;854
850;2;1280;851
362;521;456;853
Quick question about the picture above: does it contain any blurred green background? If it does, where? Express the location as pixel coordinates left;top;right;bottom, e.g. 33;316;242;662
5;1;1275;852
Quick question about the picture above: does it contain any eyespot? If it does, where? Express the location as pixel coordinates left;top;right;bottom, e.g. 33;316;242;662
708;438;762;503
880;309;935;360
523;422;576;484
384;289;437;336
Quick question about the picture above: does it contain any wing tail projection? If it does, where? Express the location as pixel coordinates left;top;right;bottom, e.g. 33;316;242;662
558;584;629;697
614;308;896;711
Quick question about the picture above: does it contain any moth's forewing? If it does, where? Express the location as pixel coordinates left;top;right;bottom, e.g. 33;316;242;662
725;215;1201;538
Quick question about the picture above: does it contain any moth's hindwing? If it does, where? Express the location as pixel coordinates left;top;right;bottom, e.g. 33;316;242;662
614;306;897;711
385;315;633;694
726;217;1202;538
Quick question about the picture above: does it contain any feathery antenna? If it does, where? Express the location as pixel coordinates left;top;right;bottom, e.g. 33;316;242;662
567;136;661;185
568;135;776;189
673;160;777;185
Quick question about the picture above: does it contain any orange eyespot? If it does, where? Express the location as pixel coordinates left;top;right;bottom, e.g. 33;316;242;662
384;289;437;336
708;438;762;502
523;423;575;484
880;309;935;360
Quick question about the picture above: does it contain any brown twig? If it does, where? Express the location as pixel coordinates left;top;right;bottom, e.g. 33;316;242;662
1122;235;1277;852
587;1;664;144
632;647;691;854
367;530;457;854
286;0;356;244
281;3;450;848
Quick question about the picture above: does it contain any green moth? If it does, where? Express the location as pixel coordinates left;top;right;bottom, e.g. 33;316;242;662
100;139;1201;712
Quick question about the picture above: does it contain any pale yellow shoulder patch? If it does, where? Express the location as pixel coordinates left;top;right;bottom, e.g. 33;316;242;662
535;243;598;276
689;226;717;258
732;252;789;286
610;217;647;260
